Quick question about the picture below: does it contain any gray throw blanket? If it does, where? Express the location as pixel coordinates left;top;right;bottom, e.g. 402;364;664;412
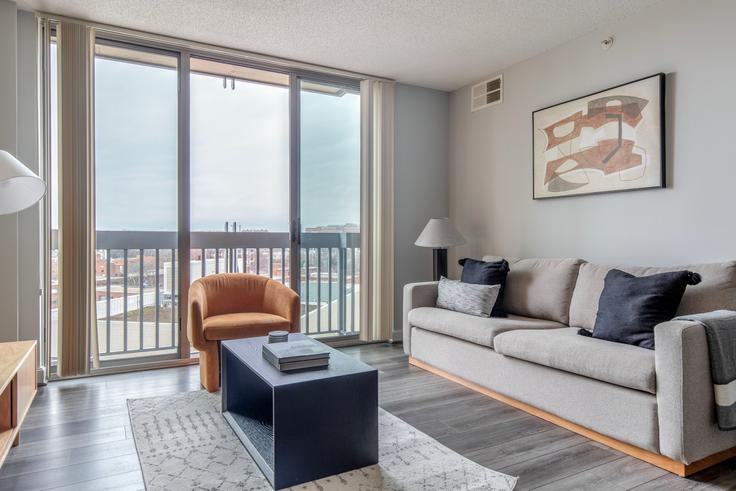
674;310;736;430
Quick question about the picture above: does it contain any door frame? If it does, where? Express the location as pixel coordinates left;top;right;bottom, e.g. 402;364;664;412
289;73;301;298
178;50;191;359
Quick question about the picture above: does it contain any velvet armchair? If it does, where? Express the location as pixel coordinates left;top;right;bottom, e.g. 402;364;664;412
188;273;300;391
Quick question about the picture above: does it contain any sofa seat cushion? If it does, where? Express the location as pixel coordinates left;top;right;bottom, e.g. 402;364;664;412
203;312;290;341
494;327;656;394
407;307;564;348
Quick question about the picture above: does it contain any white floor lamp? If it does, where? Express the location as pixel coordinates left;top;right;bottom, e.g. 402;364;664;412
0;150;46;214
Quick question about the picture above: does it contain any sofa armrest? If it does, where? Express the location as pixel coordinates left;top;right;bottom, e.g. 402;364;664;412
403;282;438;355
655;320;736;463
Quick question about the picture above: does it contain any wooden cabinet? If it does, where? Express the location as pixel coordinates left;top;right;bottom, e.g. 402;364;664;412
0;341;37;468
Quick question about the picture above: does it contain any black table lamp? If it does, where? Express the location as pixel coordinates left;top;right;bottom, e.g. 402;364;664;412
415;218;466;281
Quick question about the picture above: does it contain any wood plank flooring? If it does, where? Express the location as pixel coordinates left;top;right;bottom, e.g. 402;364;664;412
1;343;735;490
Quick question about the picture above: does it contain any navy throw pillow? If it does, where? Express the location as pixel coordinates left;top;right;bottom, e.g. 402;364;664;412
458;258;510;317
585;269;702;349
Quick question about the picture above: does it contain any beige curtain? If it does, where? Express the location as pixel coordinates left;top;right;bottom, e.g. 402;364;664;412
359;80;395;342
57;21;97;376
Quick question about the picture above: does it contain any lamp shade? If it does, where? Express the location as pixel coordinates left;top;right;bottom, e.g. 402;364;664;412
415;218;466;248
0;150;46;215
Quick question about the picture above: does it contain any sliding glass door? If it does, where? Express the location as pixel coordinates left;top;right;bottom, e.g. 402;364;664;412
298;79;361;336
189;58;291;284
92;42;180;367
187;68;363;338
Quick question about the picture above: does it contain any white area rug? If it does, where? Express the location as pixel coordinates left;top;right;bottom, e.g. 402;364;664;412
128;390;517;490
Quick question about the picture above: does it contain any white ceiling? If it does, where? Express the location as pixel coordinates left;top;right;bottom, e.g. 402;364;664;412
16;0;663;91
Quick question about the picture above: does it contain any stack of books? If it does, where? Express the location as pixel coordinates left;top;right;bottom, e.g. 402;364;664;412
262;340;330;372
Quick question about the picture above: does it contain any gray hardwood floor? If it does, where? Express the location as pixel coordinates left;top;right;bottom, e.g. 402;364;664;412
1;343;735;490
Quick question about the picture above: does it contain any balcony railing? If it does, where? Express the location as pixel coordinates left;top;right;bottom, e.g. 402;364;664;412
49;230;360;364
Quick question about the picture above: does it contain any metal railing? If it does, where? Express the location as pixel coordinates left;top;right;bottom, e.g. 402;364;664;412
300;231;361;336
49;230;360;362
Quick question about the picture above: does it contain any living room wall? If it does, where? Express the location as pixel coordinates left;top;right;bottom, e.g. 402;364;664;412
0;3;40;350
393;84;449;338
448;0;736;274
0;0;20;344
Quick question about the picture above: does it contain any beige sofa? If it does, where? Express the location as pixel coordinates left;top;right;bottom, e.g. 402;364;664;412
403;256;736;476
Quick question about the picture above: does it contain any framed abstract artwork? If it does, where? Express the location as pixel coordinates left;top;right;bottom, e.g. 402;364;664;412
532;73;665;199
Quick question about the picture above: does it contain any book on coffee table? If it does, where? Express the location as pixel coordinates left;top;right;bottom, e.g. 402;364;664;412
262;340;330;372
270;357;329;371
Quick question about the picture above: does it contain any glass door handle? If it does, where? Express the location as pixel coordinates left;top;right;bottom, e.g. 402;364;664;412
290;219;300;245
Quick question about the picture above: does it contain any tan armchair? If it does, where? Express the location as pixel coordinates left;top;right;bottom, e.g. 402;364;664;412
188;273;300;391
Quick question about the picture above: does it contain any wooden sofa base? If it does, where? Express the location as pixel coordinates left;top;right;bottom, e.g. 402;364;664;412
408;356;736;477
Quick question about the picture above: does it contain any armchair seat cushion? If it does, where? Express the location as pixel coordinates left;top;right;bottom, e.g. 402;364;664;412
494;327;656;394
203;312;291;341
407;307;564;348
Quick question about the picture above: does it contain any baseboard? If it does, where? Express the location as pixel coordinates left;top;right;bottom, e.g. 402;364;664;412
408;356;736;477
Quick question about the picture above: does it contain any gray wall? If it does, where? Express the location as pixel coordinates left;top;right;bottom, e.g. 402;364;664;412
448;0;736;274
0;0;19;343
394;83;449;338
17;10;41;346
0;4;41;349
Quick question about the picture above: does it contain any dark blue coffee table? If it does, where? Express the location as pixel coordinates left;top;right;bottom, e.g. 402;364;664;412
221;333;378;489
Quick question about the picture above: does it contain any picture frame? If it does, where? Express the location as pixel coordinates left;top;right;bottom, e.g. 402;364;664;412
532;73;665;199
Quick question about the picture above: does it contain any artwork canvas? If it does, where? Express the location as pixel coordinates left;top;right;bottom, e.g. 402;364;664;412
533;73;665;199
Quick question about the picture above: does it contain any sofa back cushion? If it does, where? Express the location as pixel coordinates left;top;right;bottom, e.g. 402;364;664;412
569;261;736;330
482;256;583;324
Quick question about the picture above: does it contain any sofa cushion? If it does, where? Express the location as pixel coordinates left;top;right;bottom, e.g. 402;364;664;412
407;306;564;348
203;312;290;341
569;261;736;331
483;256;583;324
437;277;501;317
590;269;701;349
494;327;656;394
459;258;510;317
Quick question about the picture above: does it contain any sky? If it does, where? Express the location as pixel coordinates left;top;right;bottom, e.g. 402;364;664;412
51;47;361;233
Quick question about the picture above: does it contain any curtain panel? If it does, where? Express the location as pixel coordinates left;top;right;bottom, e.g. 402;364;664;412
359;80;395;342
57;21;97;376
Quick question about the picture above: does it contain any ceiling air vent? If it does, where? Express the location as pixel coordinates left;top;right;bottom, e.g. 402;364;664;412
471;75;502;112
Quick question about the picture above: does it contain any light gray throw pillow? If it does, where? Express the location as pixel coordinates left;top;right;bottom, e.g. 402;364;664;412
436;277;501;317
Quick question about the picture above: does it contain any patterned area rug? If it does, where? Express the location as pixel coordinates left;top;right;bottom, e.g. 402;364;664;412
128;390;517;490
